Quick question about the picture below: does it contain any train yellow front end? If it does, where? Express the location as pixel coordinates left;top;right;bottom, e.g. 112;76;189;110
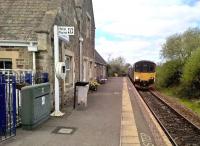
133;72;155;87
129;60;156;88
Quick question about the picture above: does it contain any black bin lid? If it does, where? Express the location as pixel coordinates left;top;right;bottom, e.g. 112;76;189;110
75;81;89;86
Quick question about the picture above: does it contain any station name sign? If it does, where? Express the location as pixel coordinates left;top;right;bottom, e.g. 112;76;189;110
58;26;74;36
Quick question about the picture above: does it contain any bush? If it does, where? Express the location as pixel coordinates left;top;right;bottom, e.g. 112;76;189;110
89;80;100;91
181;48;200;97
107;57;130;77
155;60;183;88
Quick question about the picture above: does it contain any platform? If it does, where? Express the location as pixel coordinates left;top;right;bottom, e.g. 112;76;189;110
1;77;171;146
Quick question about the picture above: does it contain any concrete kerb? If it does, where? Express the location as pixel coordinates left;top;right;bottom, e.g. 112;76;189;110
129;78;172;146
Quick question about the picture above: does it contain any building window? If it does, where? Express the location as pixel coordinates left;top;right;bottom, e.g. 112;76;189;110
89;61;93;80
83;59;88;81
0;59;12;69
103;66;106;77
86;14;91;38
65;55;73;85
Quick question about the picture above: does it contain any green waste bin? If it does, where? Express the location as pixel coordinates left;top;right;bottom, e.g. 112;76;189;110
21;83;51;130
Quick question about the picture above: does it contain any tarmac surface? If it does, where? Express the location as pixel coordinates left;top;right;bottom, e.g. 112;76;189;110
1;77;160;146
2;77;122;146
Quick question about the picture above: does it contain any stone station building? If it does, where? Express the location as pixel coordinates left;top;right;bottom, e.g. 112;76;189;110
94;49;107;81
0;0;102;108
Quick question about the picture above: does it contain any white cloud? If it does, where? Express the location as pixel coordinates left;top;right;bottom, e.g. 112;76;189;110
96;37;163;64
93;0;200;64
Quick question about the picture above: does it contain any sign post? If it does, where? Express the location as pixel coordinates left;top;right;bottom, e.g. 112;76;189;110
51;25;74;117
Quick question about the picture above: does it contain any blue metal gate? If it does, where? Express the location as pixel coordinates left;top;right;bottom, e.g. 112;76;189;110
0;70;49;141
0;74;16;141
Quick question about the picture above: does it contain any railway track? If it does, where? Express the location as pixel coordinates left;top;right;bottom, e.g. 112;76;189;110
138;90;200;146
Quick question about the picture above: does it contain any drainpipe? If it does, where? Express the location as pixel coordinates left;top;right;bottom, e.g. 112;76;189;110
32;52;36;72
32;52;36;84
79;36;83;81
76;4;83;81
29;42;37;75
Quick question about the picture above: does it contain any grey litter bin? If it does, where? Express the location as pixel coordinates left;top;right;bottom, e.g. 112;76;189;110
21;83;51;130
74;82;89;109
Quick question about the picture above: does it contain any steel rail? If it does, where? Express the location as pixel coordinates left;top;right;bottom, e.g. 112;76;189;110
150;90;200;131
138;90;178;146
138;90;200;146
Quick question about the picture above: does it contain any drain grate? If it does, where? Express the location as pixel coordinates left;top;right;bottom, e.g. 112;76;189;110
52;126;76;135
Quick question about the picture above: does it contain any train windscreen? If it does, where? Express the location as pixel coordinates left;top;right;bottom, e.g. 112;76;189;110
135;62;155;72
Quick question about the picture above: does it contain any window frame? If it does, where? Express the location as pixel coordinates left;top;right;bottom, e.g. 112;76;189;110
0;58;12;69
64;54;74;86
86;12;92;39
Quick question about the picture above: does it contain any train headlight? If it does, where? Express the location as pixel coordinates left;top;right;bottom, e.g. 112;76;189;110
135;76;139;80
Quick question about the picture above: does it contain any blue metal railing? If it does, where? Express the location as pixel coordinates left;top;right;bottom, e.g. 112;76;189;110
0;74;16;141
0;75;6;137
0;70;49;142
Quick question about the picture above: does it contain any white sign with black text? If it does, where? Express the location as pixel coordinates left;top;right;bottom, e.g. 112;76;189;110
57;26;74;42
58;26;74;35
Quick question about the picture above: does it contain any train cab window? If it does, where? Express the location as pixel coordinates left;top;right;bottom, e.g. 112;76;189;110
135;62;155;72
144;64;155;72
149;65;155;72
143;64;148;72
135;64;142;72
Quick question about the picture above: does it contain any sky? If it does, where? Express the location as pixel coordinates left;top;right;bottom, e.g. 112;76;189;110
92;0;200;64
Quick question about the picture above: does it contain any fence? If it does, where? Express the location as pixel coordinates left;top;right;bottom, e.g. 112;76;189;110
0;74;16;141
0;69;48;141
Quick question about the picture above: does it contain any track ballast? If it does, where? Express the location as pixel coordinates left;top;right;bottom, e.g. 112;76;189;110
138;90;200;146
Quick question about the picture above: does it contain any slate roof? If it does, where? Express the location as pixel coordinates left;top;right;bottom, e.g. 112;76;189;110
95;50;107;66
0;0;62;41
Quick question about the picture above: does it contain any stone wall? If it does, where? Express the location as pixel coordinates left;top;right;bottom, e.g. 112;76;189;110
81;0;95;59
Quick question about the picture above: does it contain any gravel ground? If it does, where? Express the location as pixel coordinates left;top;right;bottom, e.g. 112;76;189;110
151;89;200;128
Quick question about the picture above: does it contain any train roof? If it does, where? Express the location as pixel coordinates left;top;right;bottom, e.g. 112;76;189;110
134;60;156;65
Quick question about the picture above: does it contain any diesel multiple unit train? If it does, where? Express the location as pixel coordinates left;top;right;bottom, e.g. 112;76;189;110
129;60;156;88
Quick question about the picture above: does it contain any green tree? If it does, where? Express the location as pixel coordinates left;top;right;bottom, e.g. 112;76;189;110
181;48;200;97
161;27;200;62
107;56;128;76
156;60;182;88
161;34;183;61
182;28;200;59
158;27;200;98
109;56;125;66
